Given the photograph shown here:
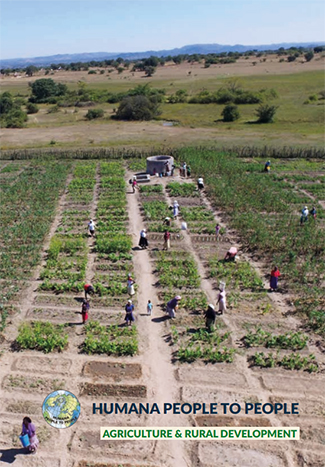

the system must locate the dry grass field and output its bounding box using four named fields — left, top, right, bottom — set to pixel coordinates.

left=1, top=55, right=324, bottom=150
